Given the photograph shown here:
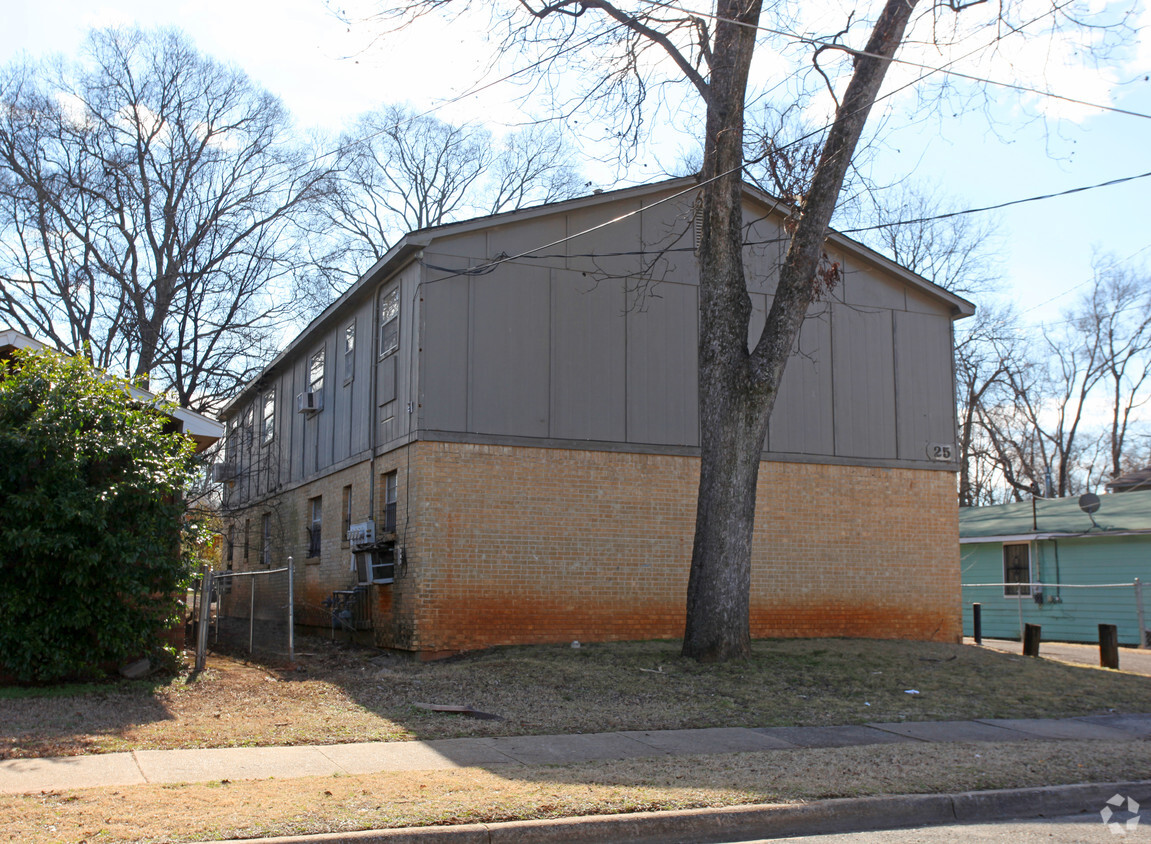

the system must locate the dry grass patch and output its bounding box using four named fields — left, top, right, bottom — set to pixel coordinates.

left=2, top=636, right=1150, bottom=759
left=5, top=740, right=1151, bottom=843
